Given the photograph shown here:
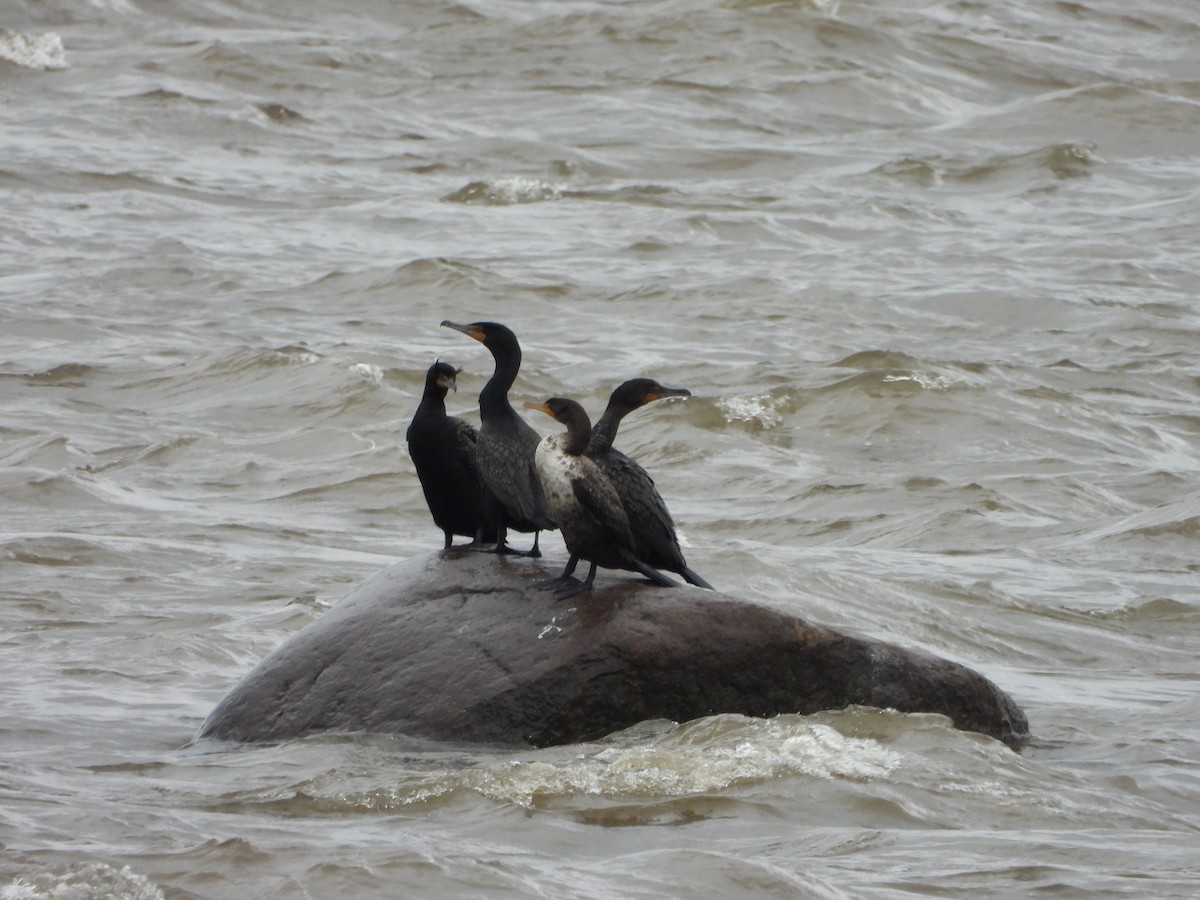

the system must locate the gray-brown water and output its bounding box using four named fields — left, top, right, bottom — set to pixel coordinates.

left=3, top=0, right=1199, bottom=896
